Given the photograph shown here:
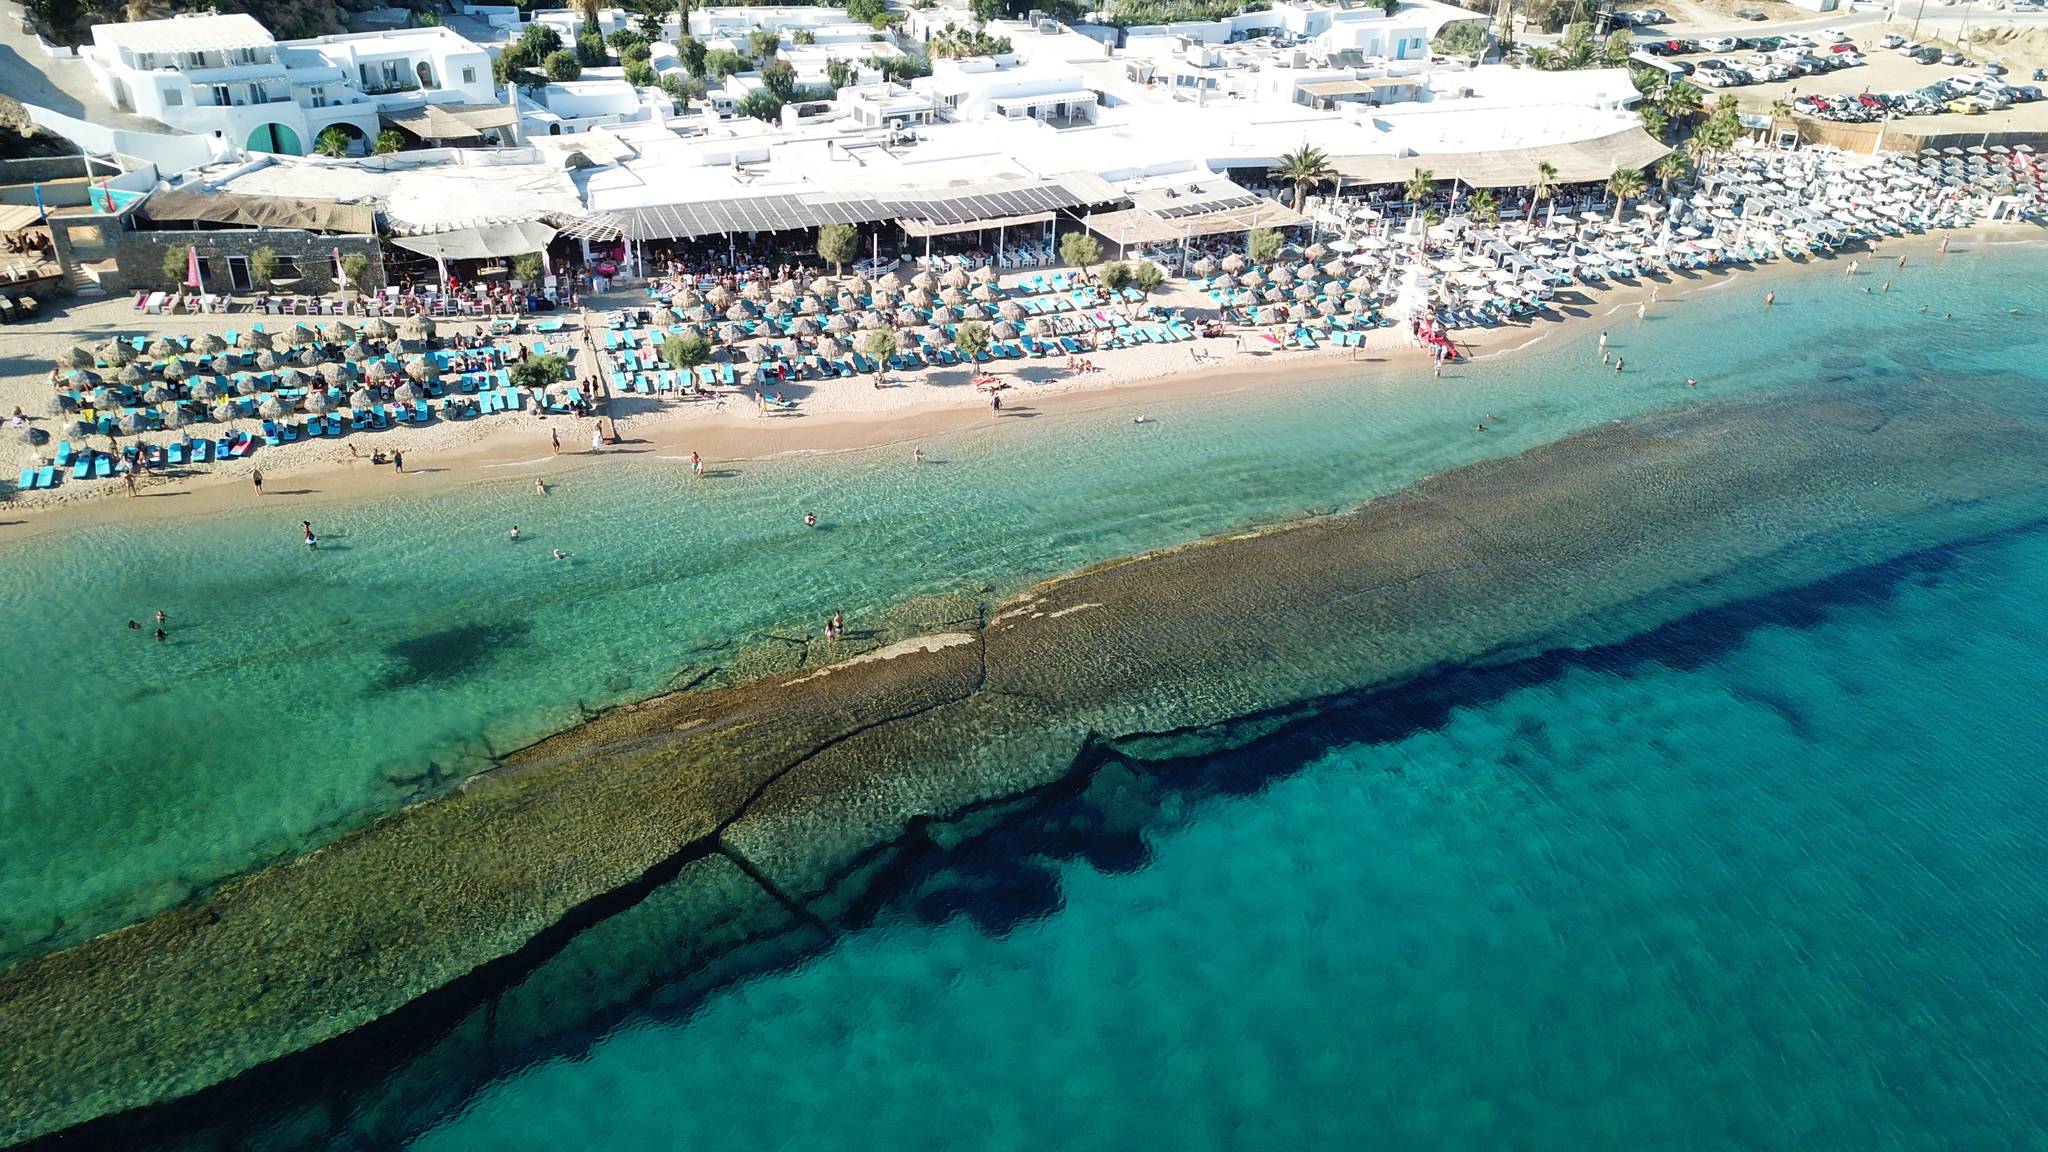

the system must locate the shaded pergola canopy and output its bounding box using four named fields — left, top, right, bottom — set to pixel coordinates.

left=899, top=210, right=1052, bottom=238
left=388, top=219, right=557, bottom=260
left=381, top=103, right=519, bottom=143
left=1330, top=128, right=1671, bottom=189
left=137, top=188, right=376, bottom=234
left=1080, top=178, right=1307, bottom=246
